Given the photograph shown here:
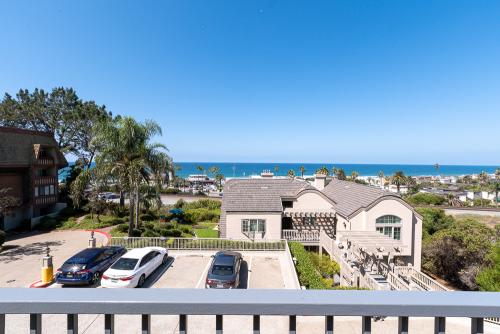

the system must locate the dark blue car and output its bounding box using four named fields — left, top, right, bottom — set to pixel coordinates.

left=56, top=246, right=126, bottom=286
